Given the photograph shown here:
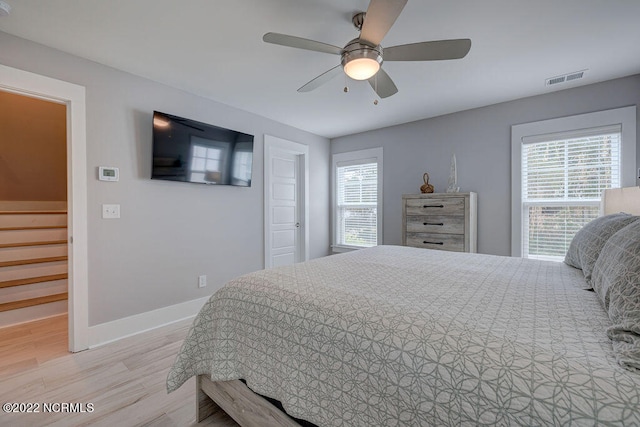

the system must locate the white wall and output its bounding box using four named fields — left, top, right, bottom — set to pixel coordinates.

left=331, top=75, right=640, bottom=256
left=0, top=32, right=330, bottom=326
